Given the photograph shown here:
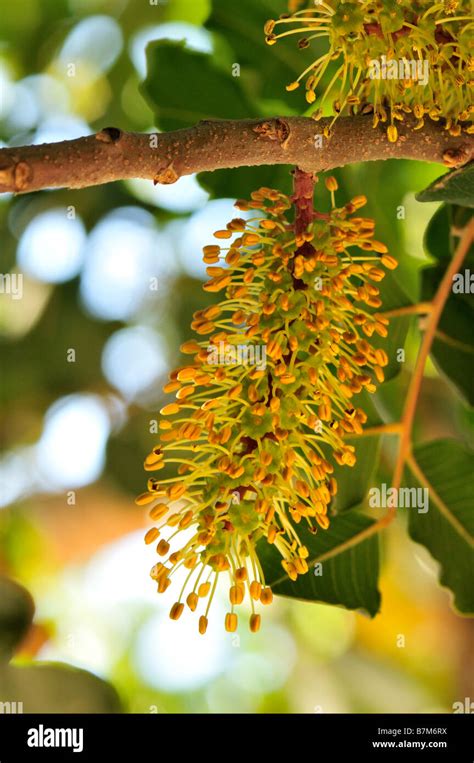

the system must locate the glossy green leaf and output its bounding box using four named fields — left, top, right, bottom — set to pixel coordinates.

left=368, top=271, right=411, bottom=381
left=422, top=205, right=474, bottom=405
left=424, top=280, right=474, bottom=405
left=260, top=512, right=381, bottom=616
left=142, top=40, right=256, bottom=131
left=332, top=437, right=381, bottom=514
left=416, top=163, right=474, bottom=207
left=207, top=0, right=312, bottom=112
left=329, top=390, right=383, bottom=514
left=407, top=440, right=474, bottom=614
left=424, top=204, right=474, bottom=262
